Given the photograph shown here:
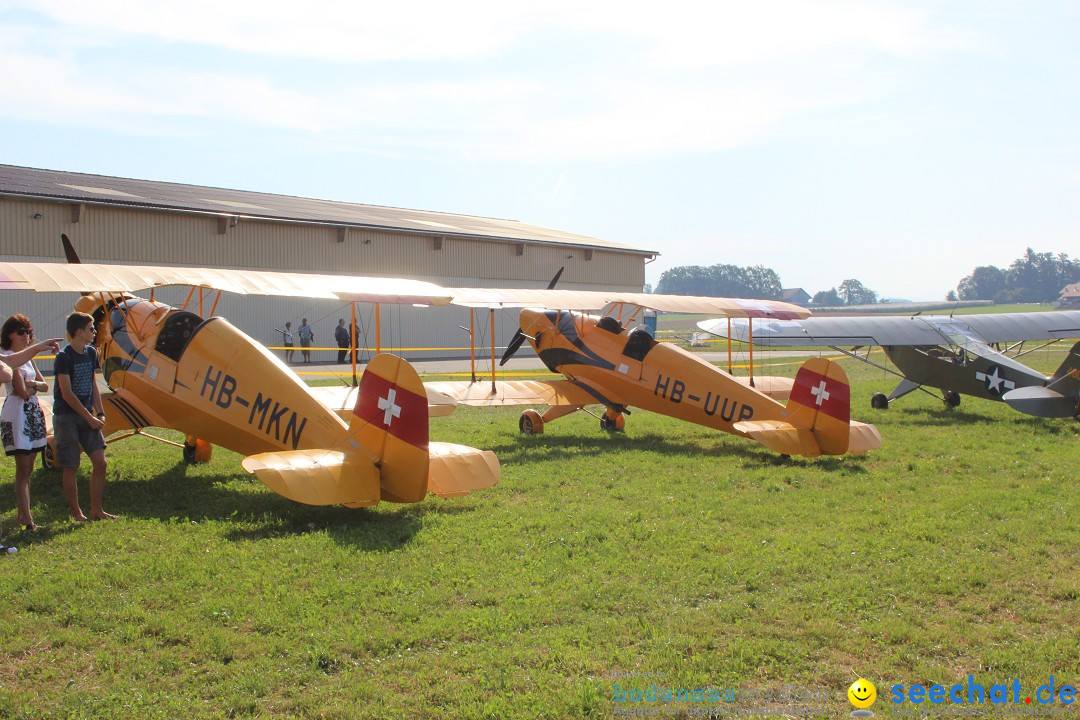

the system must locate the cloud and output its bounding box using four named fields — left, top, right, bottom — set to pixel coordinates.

left=0, top=0, right=976, bottom=160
